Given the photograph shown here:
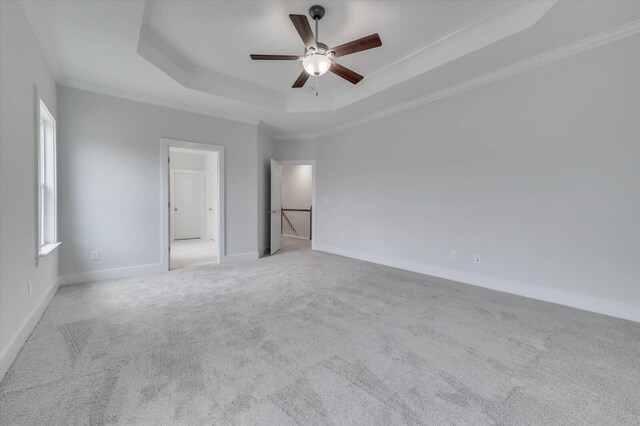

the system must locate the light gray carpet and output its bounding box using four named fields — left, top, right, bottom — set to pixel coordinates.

left=1, top=237, right=639, bottom=425
left=170, top=239, right=218, bottom=270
